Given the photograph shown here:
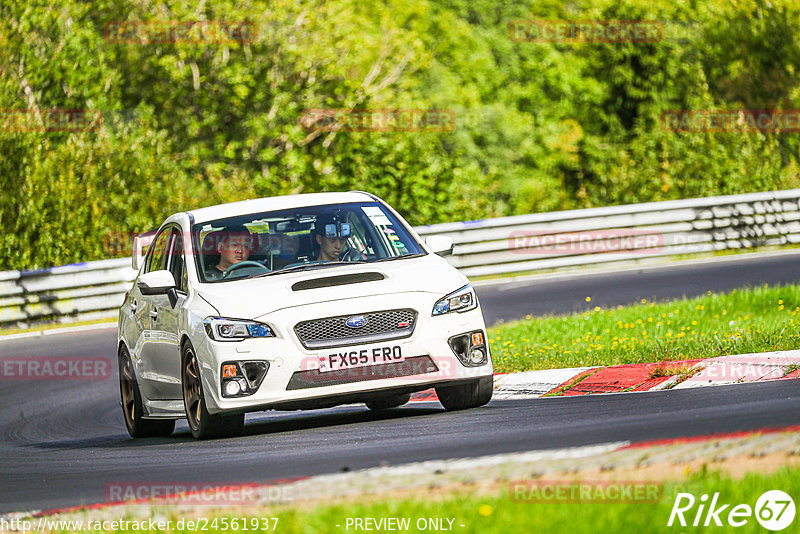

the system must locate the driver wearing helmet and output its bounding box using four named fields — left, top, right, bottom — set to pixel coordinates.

left=204, top=226, right=256, bottom=280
